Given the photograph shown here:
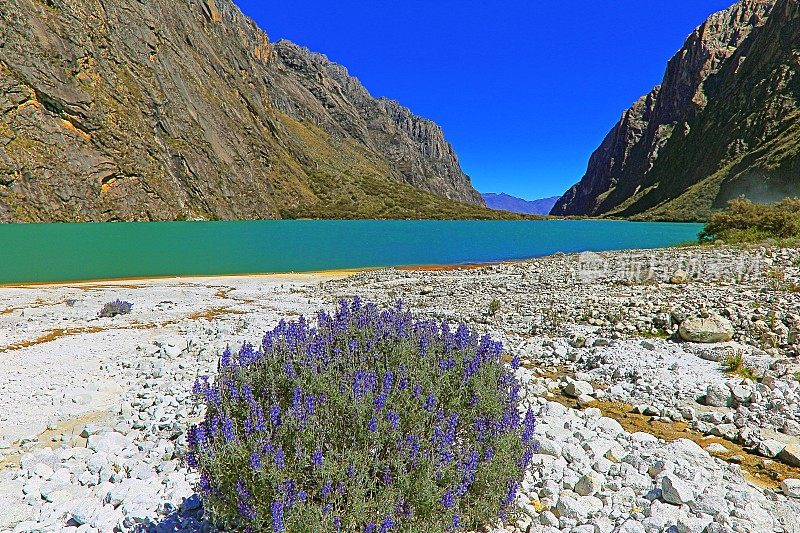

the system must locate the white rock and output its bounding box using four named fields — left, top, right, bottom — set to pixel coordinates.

left=574, top=471, right=605, bottom=496
left=0, top=498, right=34, bottom=530
left=662, top=475, right=696, bottom=505
left=778, top=439, right=800, bottom=467
left=705, top=384, right=731, bottom=407
left=756, top=439, right=785, bottom=458
left=564, top=380, right=594, bottom=398
left=780, top=478, right=800, bottom=499
left=70, top=498, right=104, bottom=525
left=87, top=432, right=130, bottom=455
left=679, top=315, right=734, bottom=343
